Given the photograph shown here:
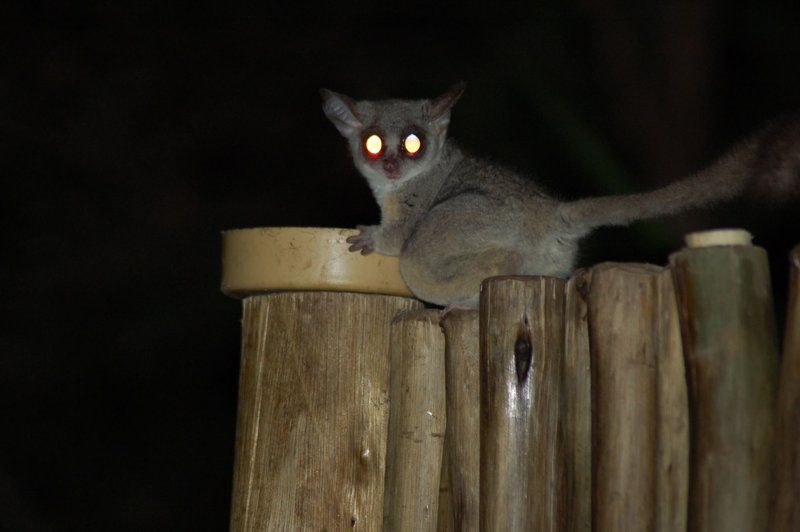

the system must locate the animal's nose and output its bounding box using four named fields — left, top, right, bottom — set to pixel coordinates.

left=383, top=157, right=399, bottom=172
